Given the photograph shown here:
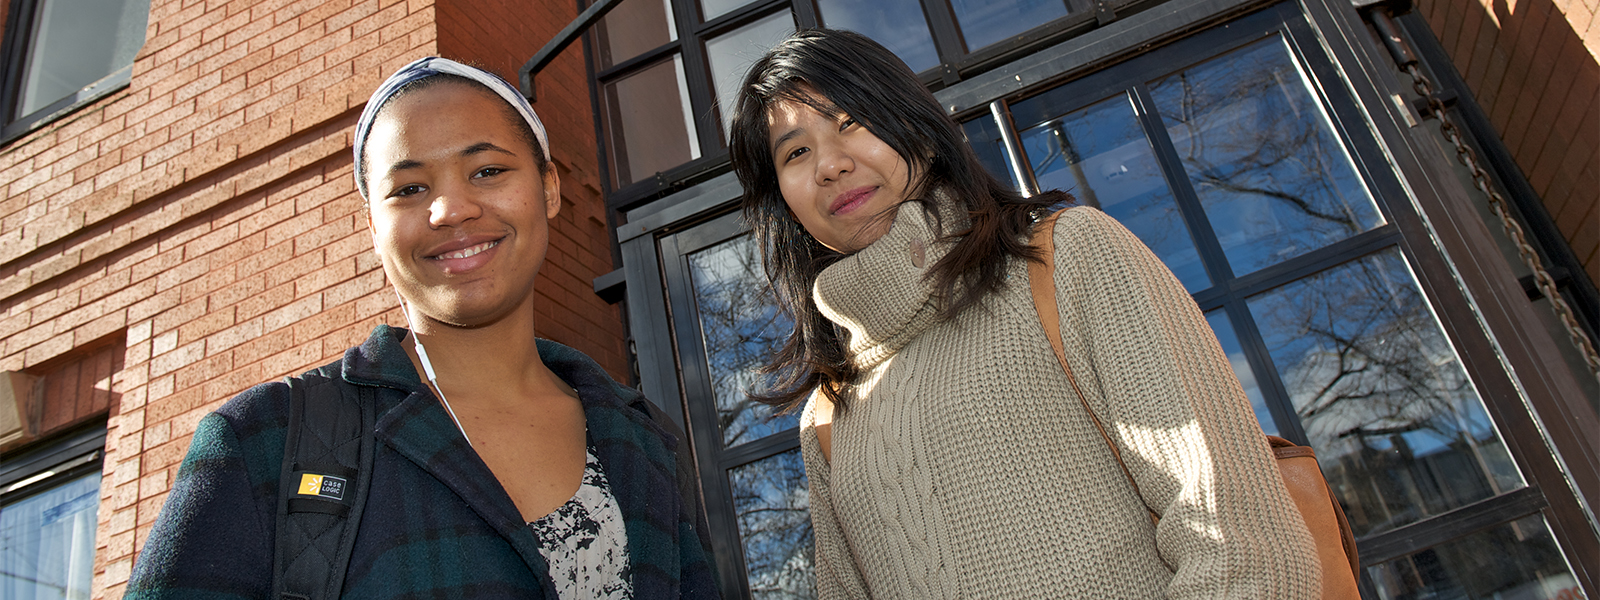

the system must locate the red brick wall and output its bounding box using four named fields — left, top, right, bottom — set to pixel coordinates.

left=435, top=0, right=627, bottom=375
left=0, top=1, right=619, bottom=598
left=32, top=334, right=126, bottom=438
left=1415, top=0, right=1600, bottom=285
